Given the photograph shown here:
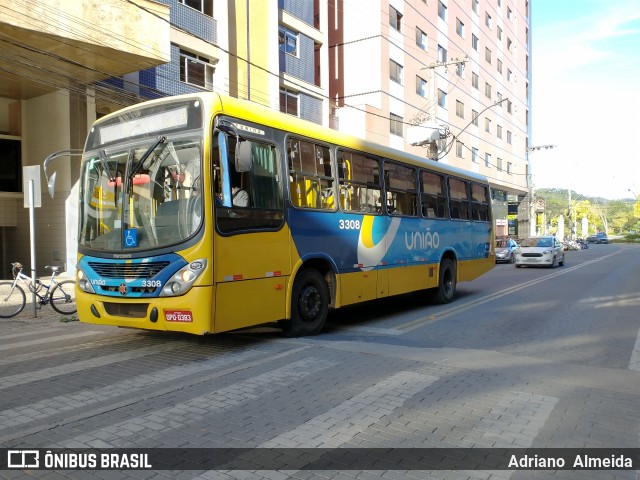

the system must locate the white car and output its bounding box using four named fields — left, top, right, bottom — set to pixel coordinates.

left=514, top=236, right=565, bottom=268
